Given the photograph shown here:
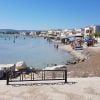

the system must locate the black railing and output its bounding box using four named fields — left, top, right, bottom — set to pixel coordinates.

left=6, top=70, right=67, bottom=85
